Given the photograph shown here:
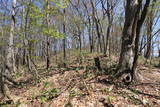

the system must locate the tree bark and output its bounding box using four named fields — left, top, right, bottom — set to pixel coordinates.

left=46, top=0, right=50, bottom=70
left=82, top=1, right=93, bottom=53
left=4, top=0, right=17, bottom=98
left=90, top=0, right=103, bottom=53
left=63, top=9, right=67, bottom=67
left=105, top=0, right=114, bottom=55
left=117, top=0, right=150, bottom=83
left=145, top=0, right=157, bottom=59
